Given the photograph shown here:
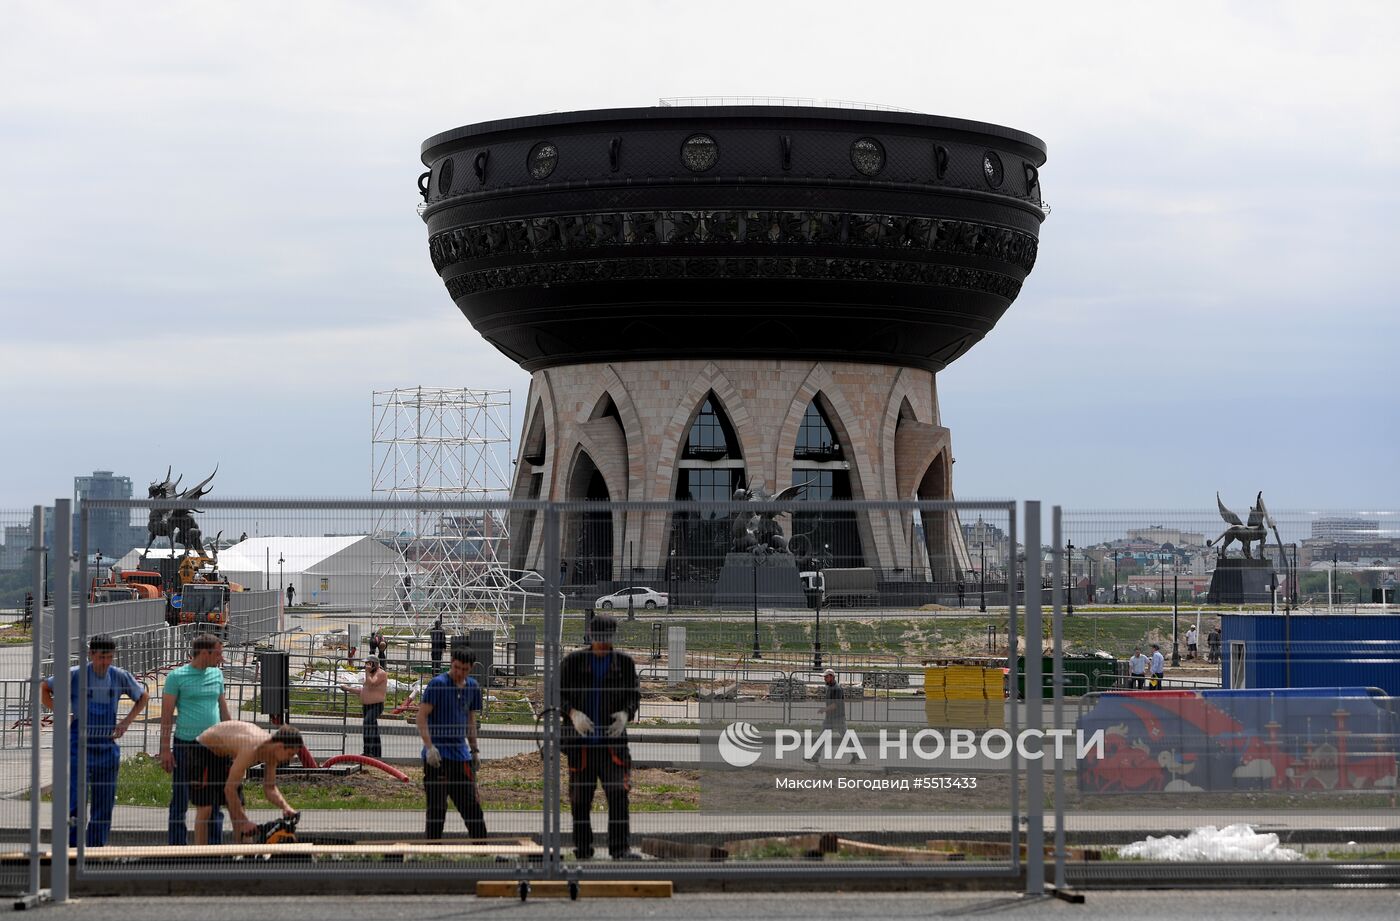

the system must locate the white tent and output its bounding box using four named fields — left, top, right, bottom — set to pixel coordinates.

left=215, top=536, right=401, bottom=610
